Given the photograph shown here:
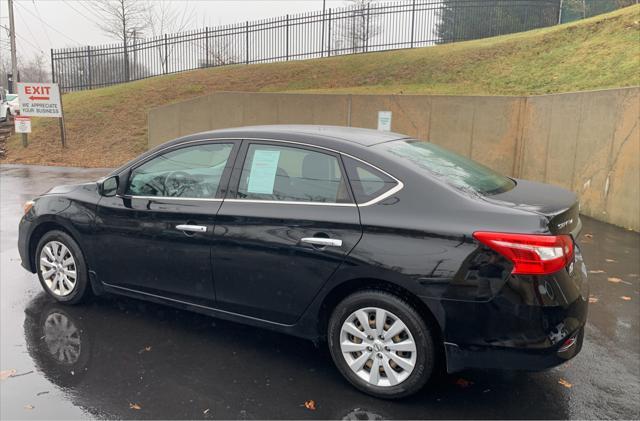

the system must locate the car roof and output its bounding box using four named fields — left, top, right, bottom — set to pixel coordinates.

left=112, top=125, right=411, bottom=176
left=179, top=125, right=411, bottom=147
